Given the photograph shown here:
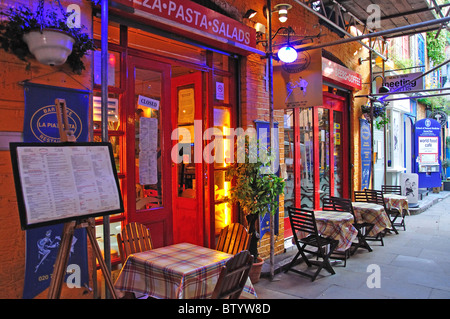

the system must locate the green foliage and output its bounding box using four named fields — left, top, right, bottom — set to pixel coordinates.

left=426, top=29, right=449, bottom=66
left=0, top=5, right=95, bottom=74
left=226, top=137, right=285, bottom=217
left=417, top=96, right=450, bottom=114
left=361, top=102, right=389, bottom=130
